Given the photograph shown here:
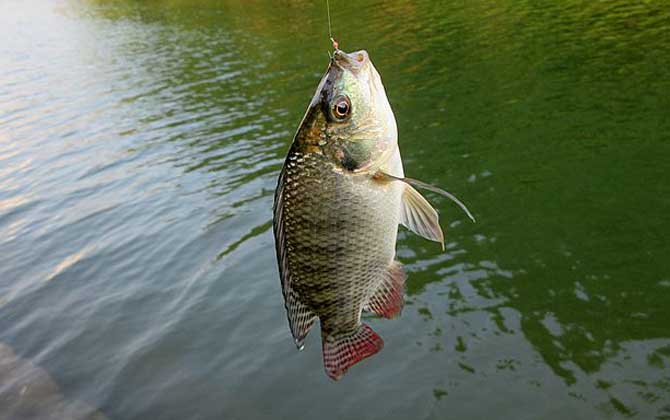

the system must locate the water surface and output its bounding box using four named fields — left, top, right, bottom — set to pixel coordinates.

left=1, top=0, right=669, bottom=419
